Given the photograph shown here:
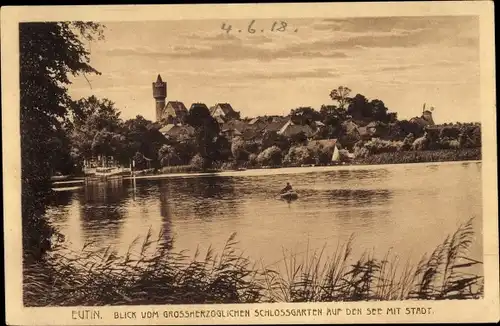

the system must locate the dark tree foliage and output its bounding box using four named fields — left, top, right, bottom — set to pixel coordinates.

left=122, top=115, right=166, bottom=166
left=70, top=96, right=125, bottom=163
left=186, top=105, right=221, bottom=169
left=214, top=136, right=232, bottom=163
left=290, top=131, right=308, bottom=145
left=261, top=130, right=291, bottom=152
left=20, top=22, right=104, bottom=261
left=347, top=94, right=372, bottom=120
left=320, top=104, right=347, bottom=127
left=290, top=107, right=322, bottom=126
